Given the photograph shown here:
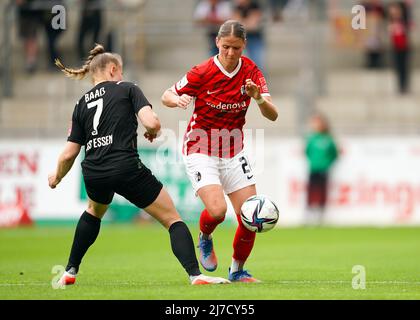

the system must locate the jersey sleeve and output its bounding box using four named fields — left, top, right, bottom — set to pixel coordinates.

left=129, top=83, right=152, bottom=114
left=67, top=102, right=86, bottom=145
left=173, top=66, right=202, bottom=97
left=253, top=69, right=270, bottom=96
